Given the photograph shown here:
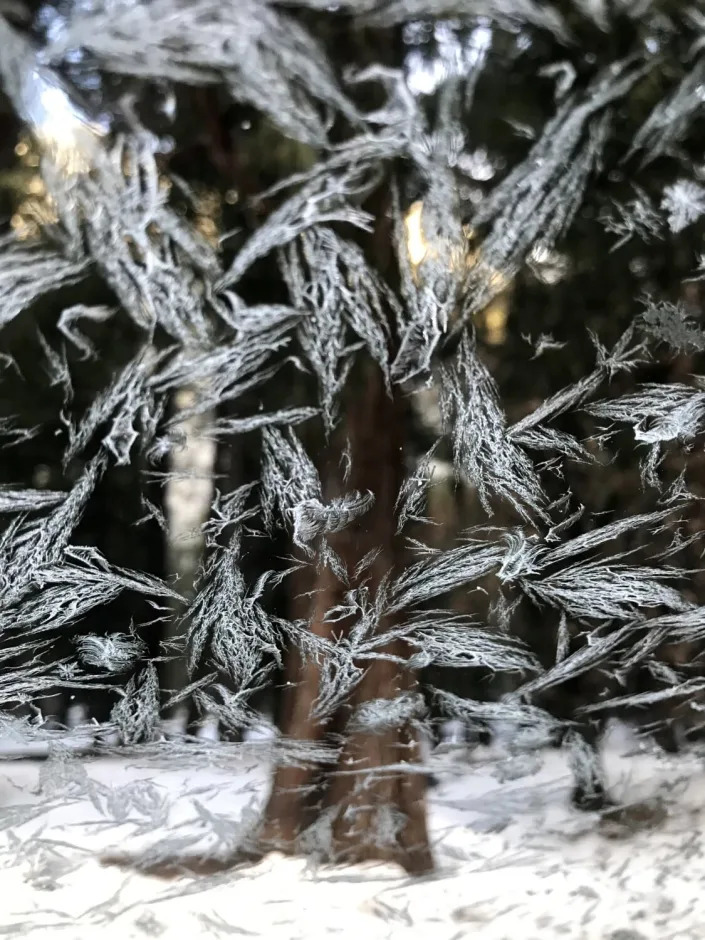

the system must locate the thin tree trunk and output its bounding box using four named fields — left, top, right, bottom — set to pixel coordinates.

left=162, top=386, right=217, bottom=732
